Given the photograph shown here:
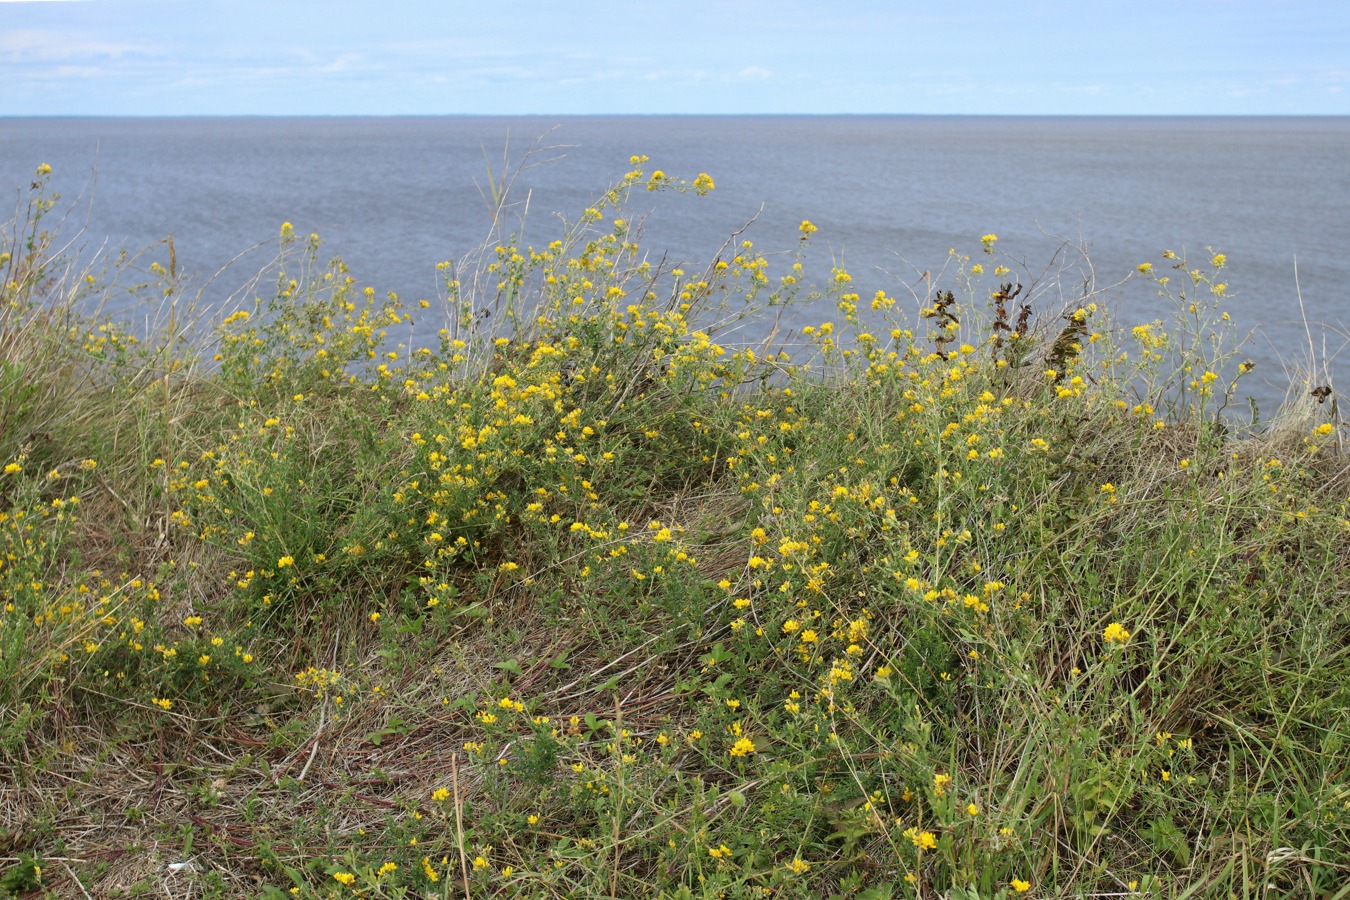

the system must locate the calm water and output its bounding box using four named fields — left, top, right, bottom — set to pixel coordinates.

left=2, top=116, right=1348, bottom=413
